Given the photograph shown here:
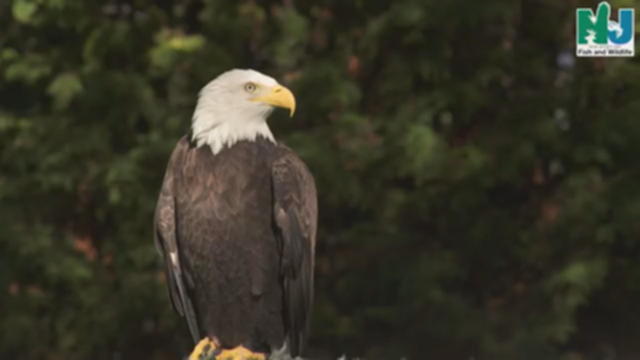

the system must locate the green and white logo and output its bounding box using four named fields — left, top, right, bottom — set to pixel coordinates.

left=576, top=1, right=635, bottom=57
